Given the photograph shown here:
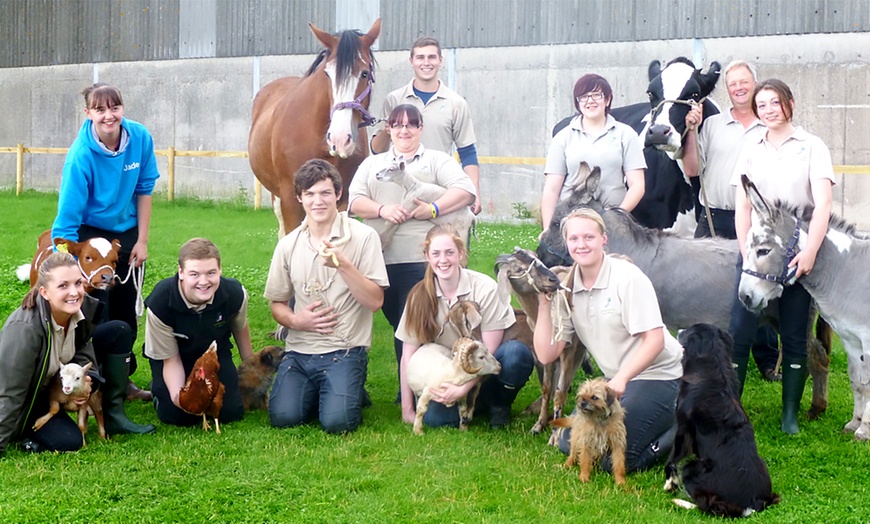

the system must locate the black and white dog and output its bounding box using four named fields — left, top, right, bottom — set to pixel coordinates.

left=664, top=323, right=779, bottom=518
